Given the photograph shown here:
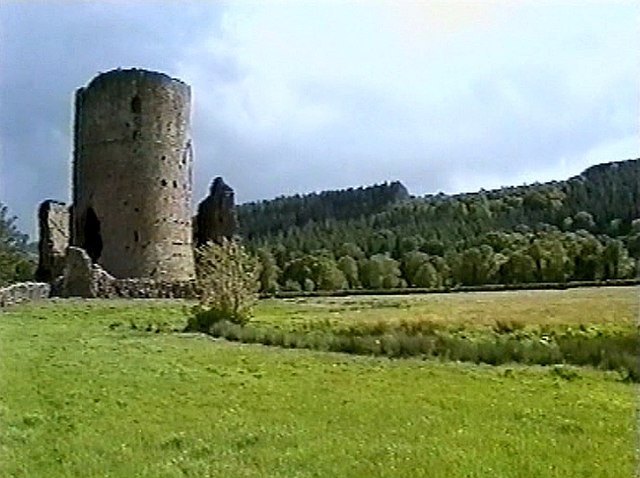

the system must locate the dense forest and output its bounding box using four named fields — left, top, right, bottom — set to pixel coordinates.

left=238, top=158, right=640, bottom=293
